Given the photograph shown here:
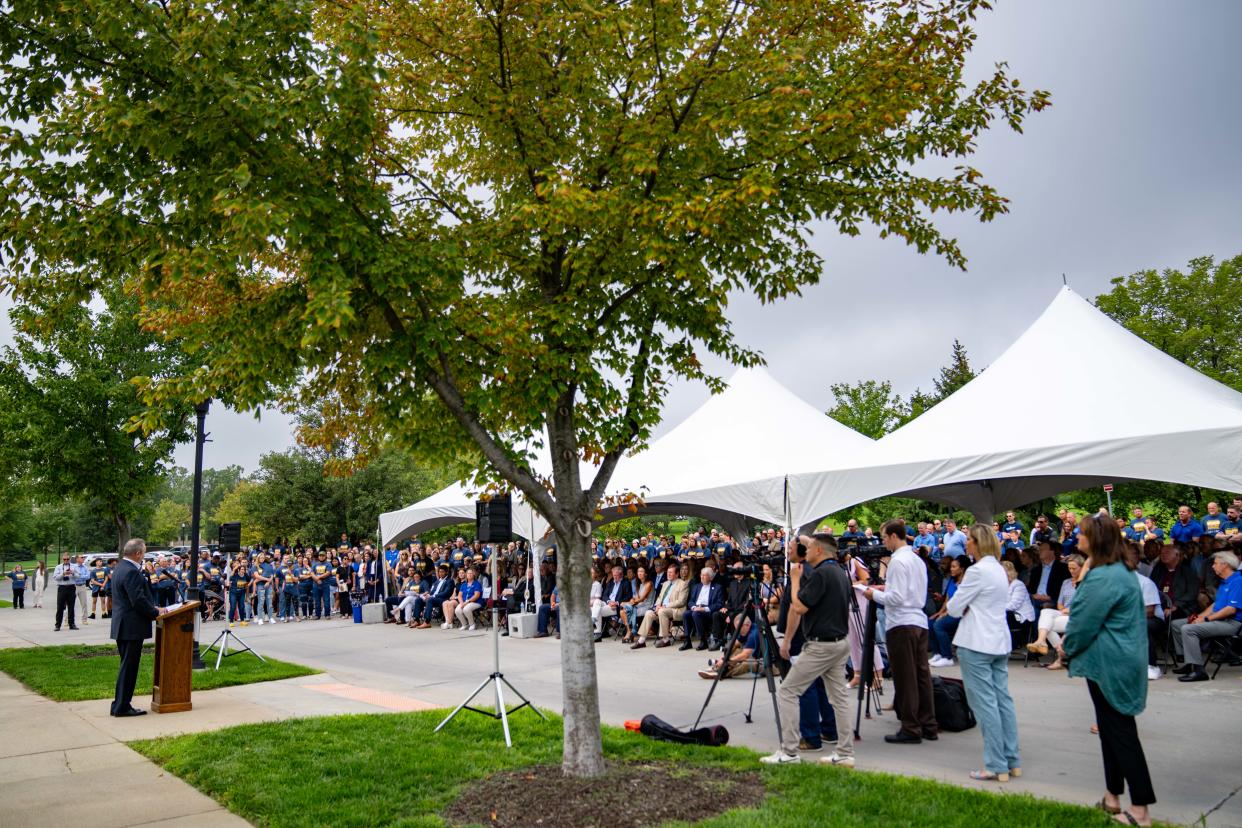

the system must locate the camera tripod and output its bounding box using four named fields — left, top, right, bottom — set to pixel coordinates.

left=848, top=577, right=885, bottom=739
left=691, top=575, right=786, bottom=743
